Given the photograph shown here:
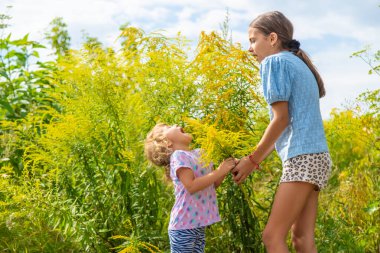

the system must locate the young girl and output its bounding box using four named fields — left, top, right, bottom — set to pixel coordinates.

left=144, top=123, right=235, bottom=253
left=232, top=11, right=332, bottom=253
